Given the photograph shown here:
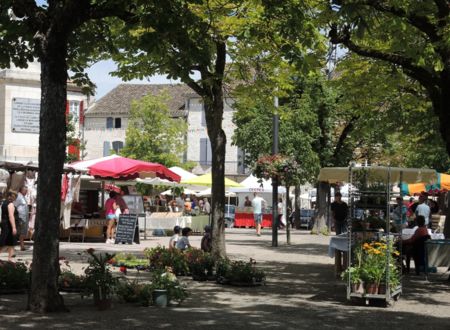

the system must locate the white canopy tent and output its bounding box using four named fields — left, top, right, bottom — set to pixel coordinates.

left=229, top=174, right=286, bottom=208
